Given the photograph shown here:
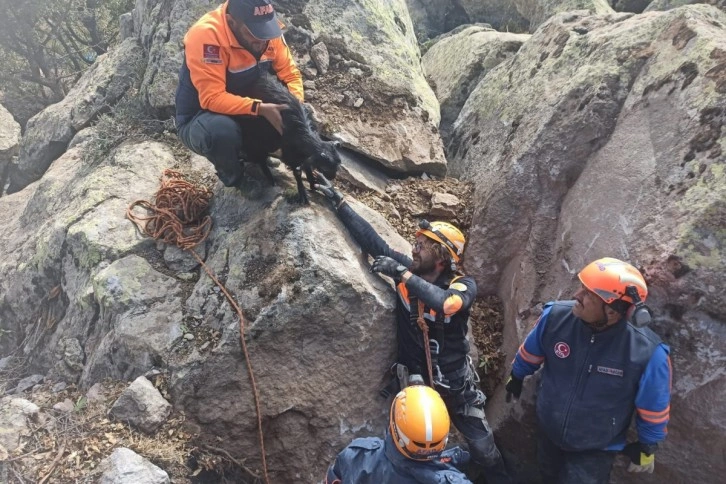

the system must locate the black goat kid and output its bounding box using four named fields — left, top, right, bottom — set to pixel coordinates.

left=247, top=70, right=341, bottom=204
